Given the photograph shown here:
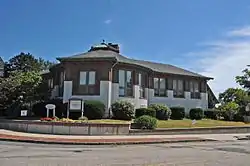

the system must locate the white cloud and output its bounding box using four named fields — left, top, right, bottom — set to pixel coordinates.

left=104, top=19, right=112, bottom=24
left=227, top=26, right=250, bottom=37
left=186, top=27, right=250, bottom=97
